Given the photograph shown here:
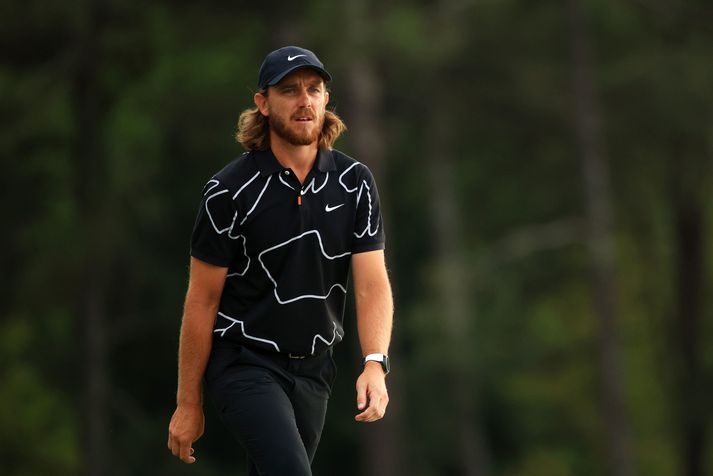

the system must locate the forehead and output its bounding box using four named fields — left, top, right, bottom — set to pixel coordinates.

left=274, top=68, right=325, bottom=87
